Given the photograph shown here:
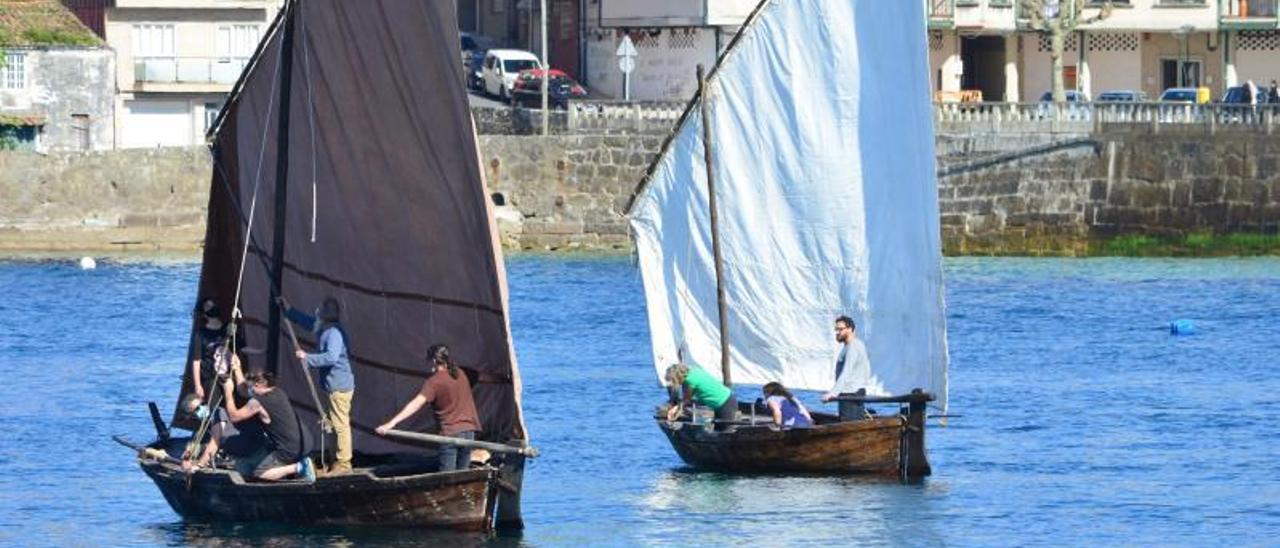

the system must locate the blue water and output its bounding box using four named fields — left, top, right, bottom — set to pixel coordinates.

left=1, top=256, right=1278, bottom=546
